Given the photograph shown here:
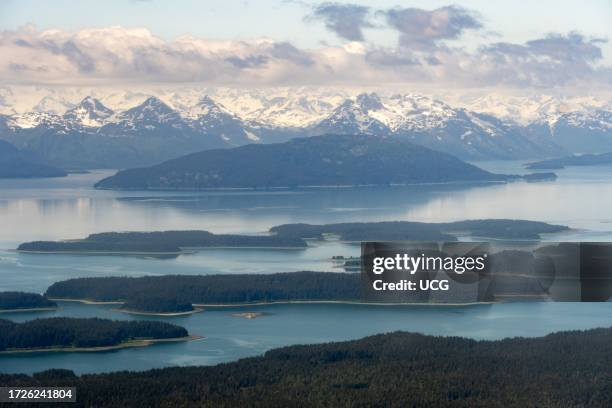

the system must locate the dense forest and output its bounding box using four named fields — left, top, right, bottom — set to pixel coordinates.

left=0, top=292, right=57, bottom=310
left=18, top=219, right=567, bottom=253
left=45, top=272, right=361, bottom=308
left=17, top=230, right=308, bottom=253
left=1, top=328, right=610, bottom=406
left=93, top=134, right=517, bottom=190
left=270, top=219, right=568, bottom=241
left=0, top=318, right=188, bottom=351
